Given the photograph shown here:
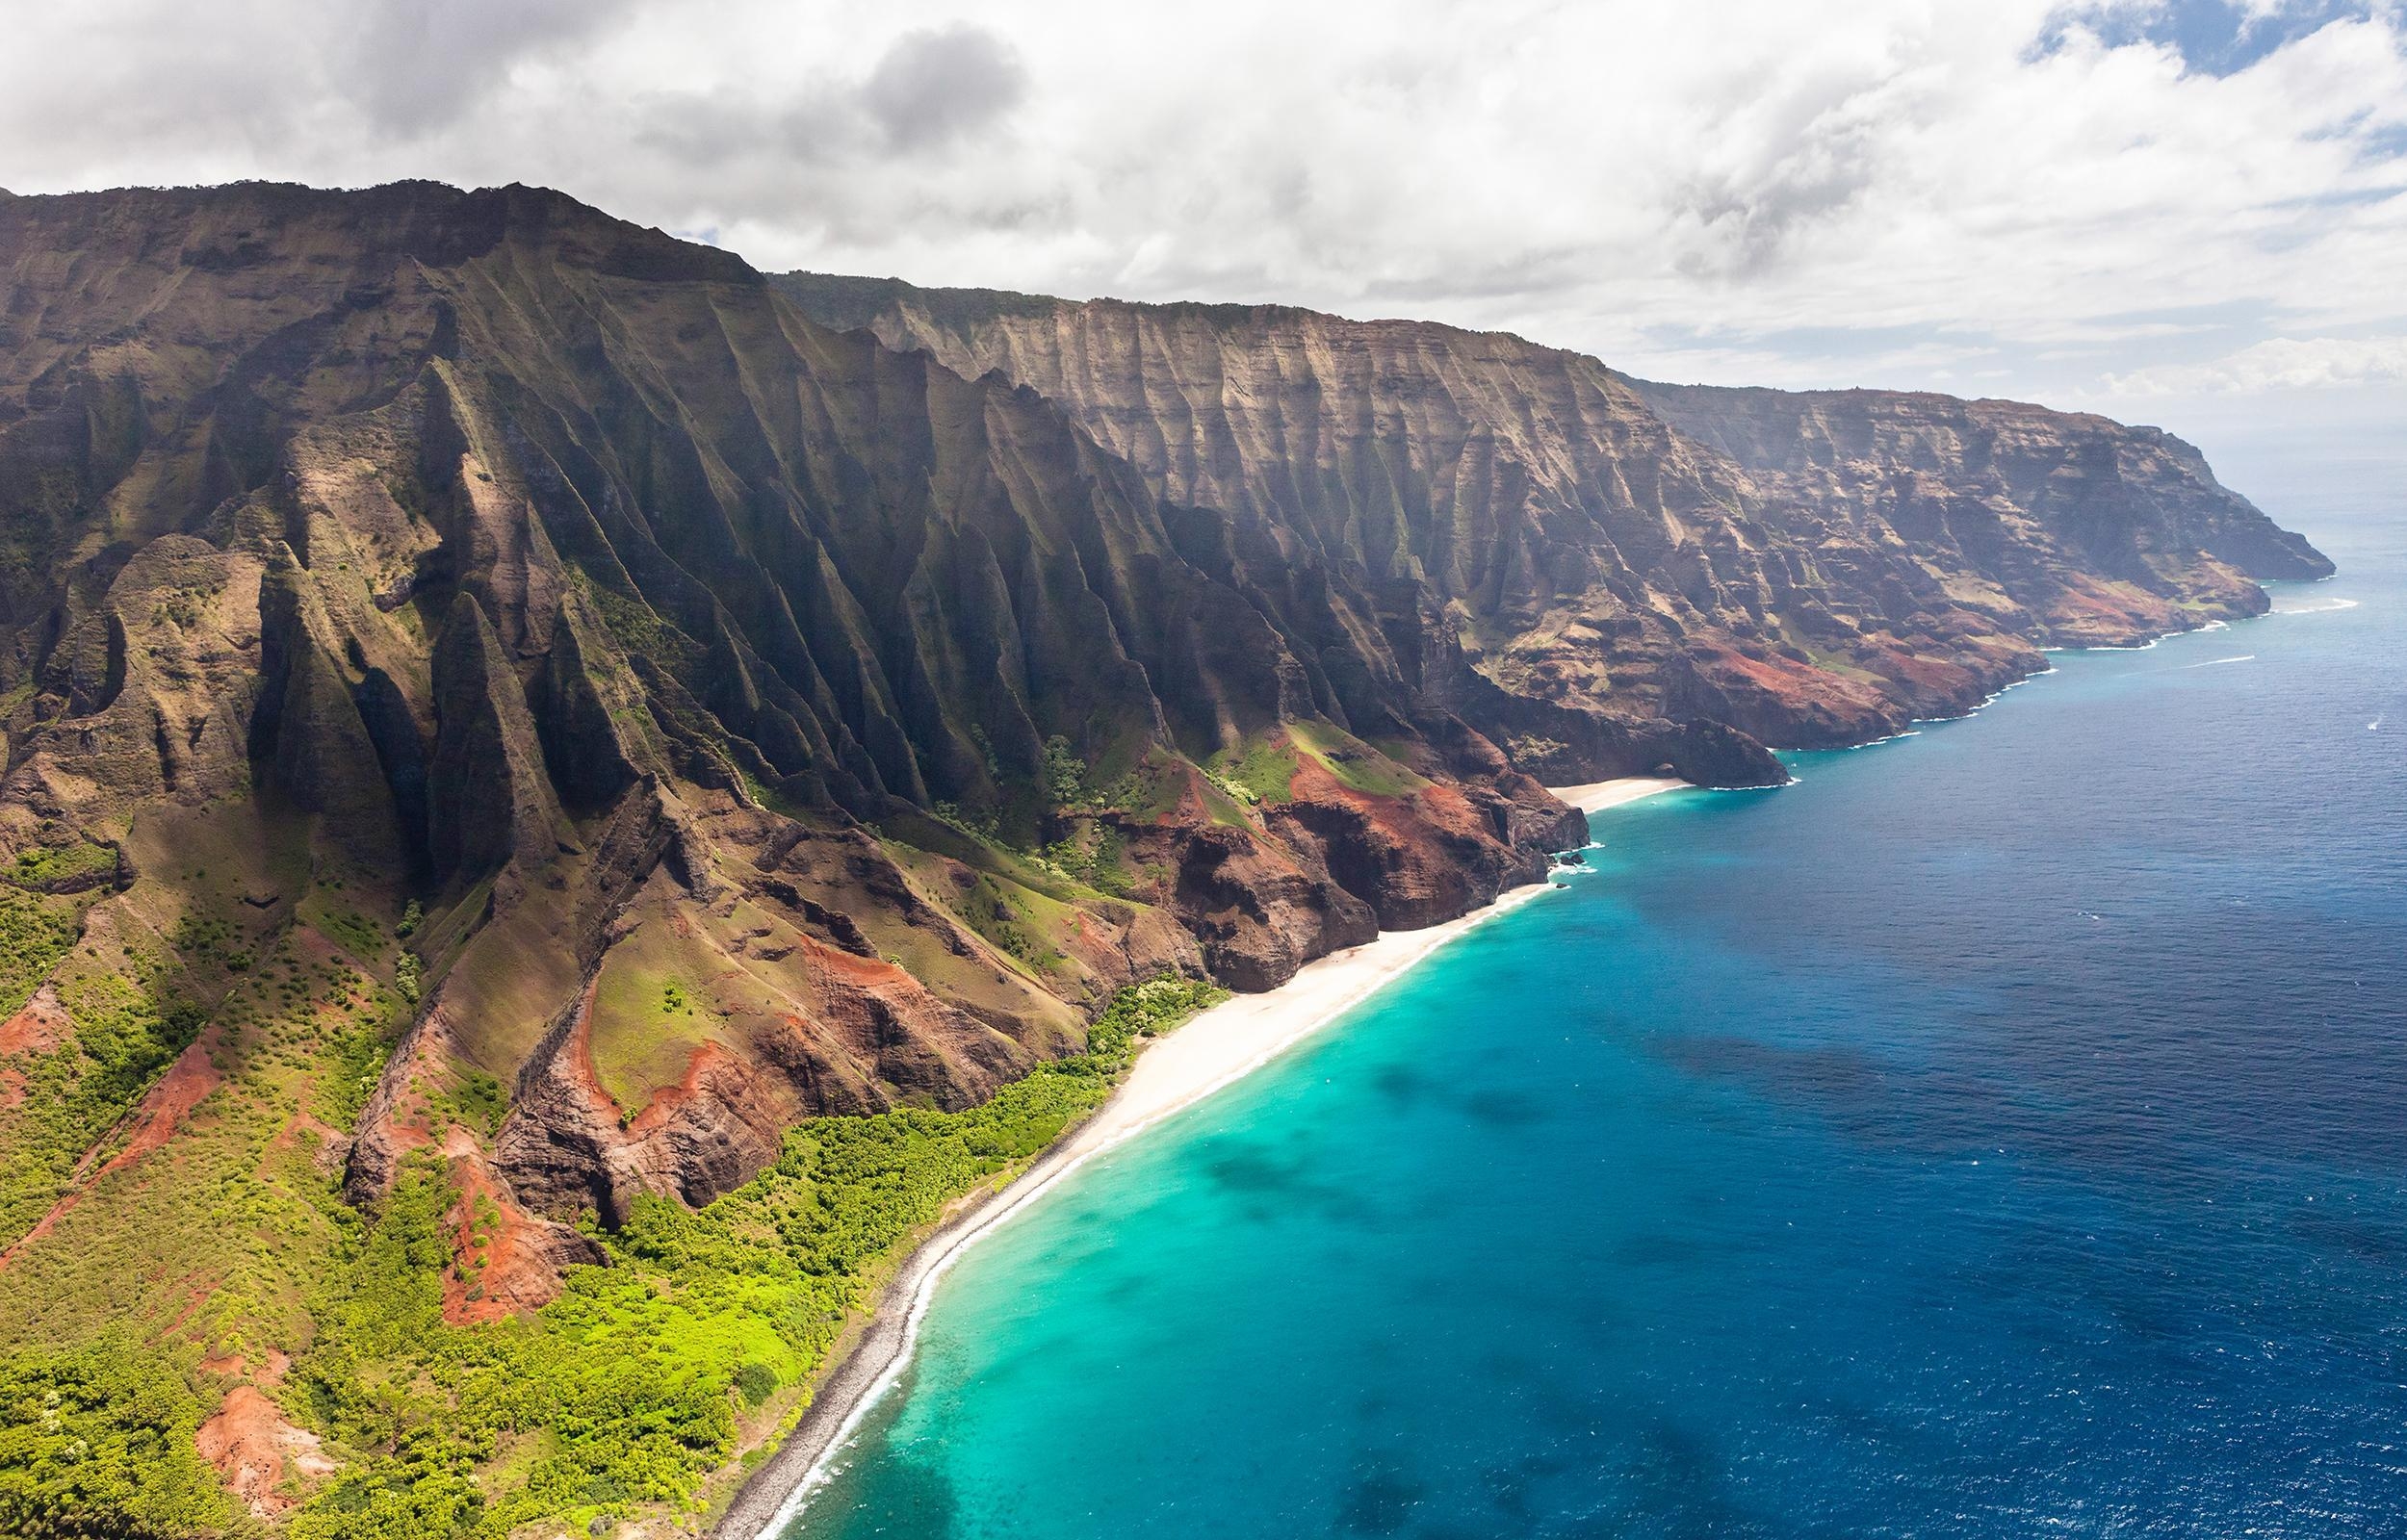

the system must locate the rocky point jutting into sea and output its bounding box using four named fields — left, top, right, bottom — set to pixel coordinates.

left=0, top=179, right=2330, bottom=1535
